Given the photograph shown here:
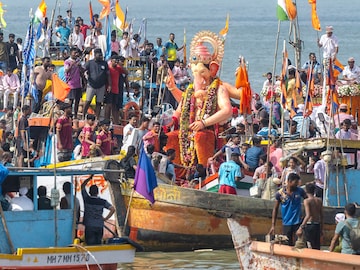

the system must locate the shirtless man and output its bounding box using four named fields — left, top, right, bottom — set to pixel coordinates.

left=296, top=182, right=323, bottom=249
left=33, top=57, right=52, bottom=113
